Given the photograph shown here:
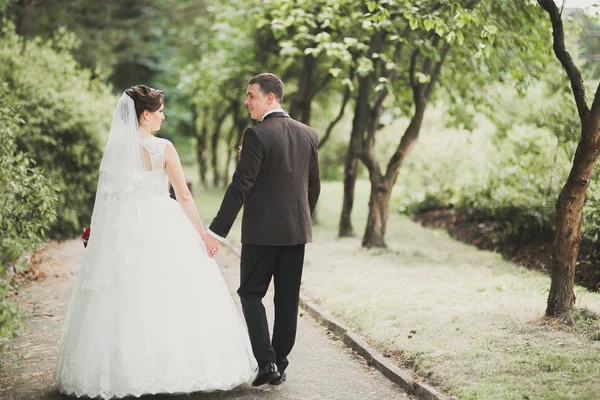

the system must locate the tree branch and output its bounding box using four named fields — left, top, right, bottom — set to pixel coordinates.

left=537, top=0, right=589, bottom=121
left=588, top=82, right=600, bottom=144
left=319, top=69, right=355, bottom=149
left=409, top=47, right=419, bottom=93
left=425, top=41, right=451, bottom=100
